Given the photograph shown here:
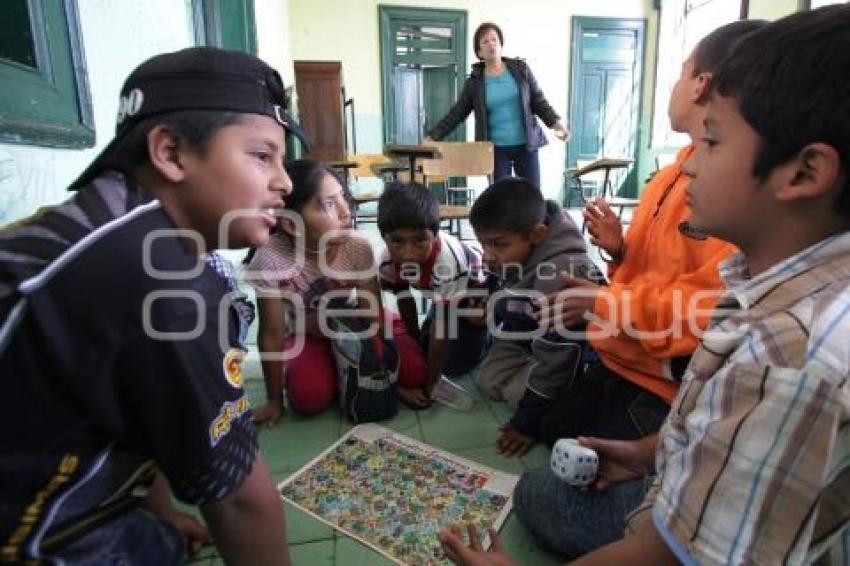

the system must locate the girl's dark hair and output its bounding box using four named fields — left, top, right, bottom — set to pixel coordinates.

left=100, top=110, right=243, bottom=175
left=283, top=159, right=345, bottom=214
left=473, top=22, right=504, bottom=60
